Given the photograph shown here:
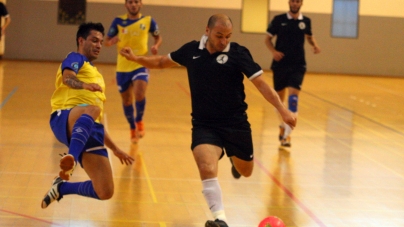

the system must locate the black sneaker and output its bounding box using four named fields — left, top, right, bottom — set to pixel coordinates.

left=41, top=177, right=64, bottom=209
left=205, top=219, right=229, bottom=227
left=229, top=158, right=241, bottom=179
